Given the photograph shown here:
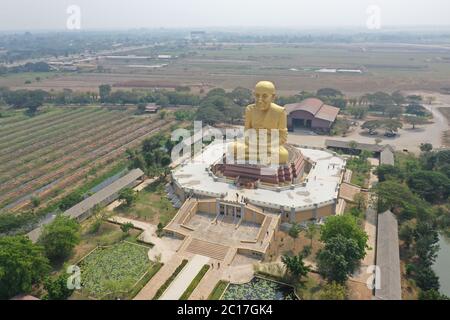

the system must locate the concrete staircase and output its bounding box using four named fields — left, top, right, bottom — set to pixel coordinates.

left=186, top=238, right=230, bottom=261
left=166, top=183, right=182, bottom=208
